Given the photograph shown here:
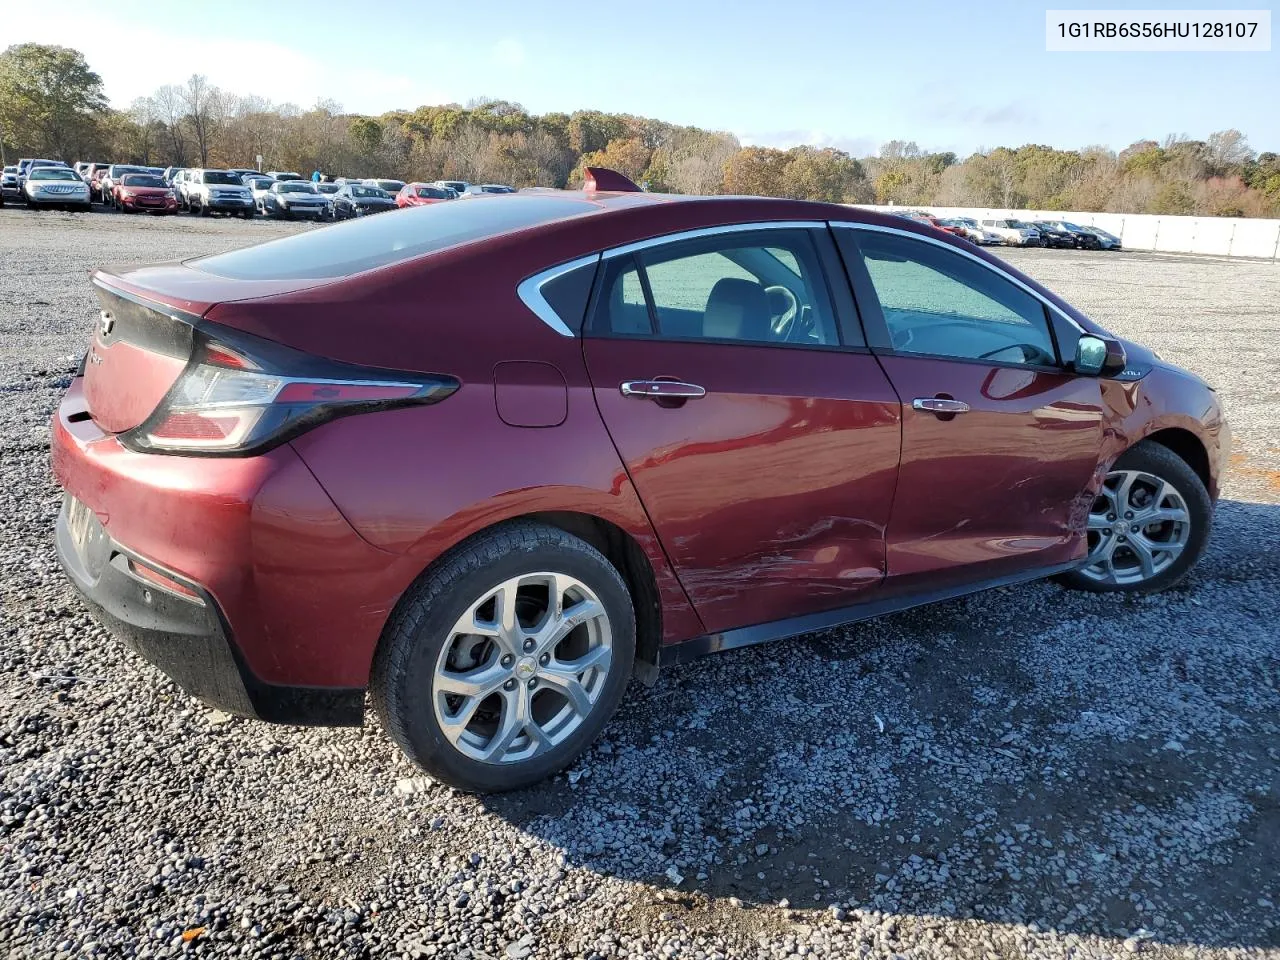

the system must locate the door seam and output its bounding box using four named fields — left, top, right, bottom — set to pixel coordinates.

left=578, top=333, right=708, bottom=636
